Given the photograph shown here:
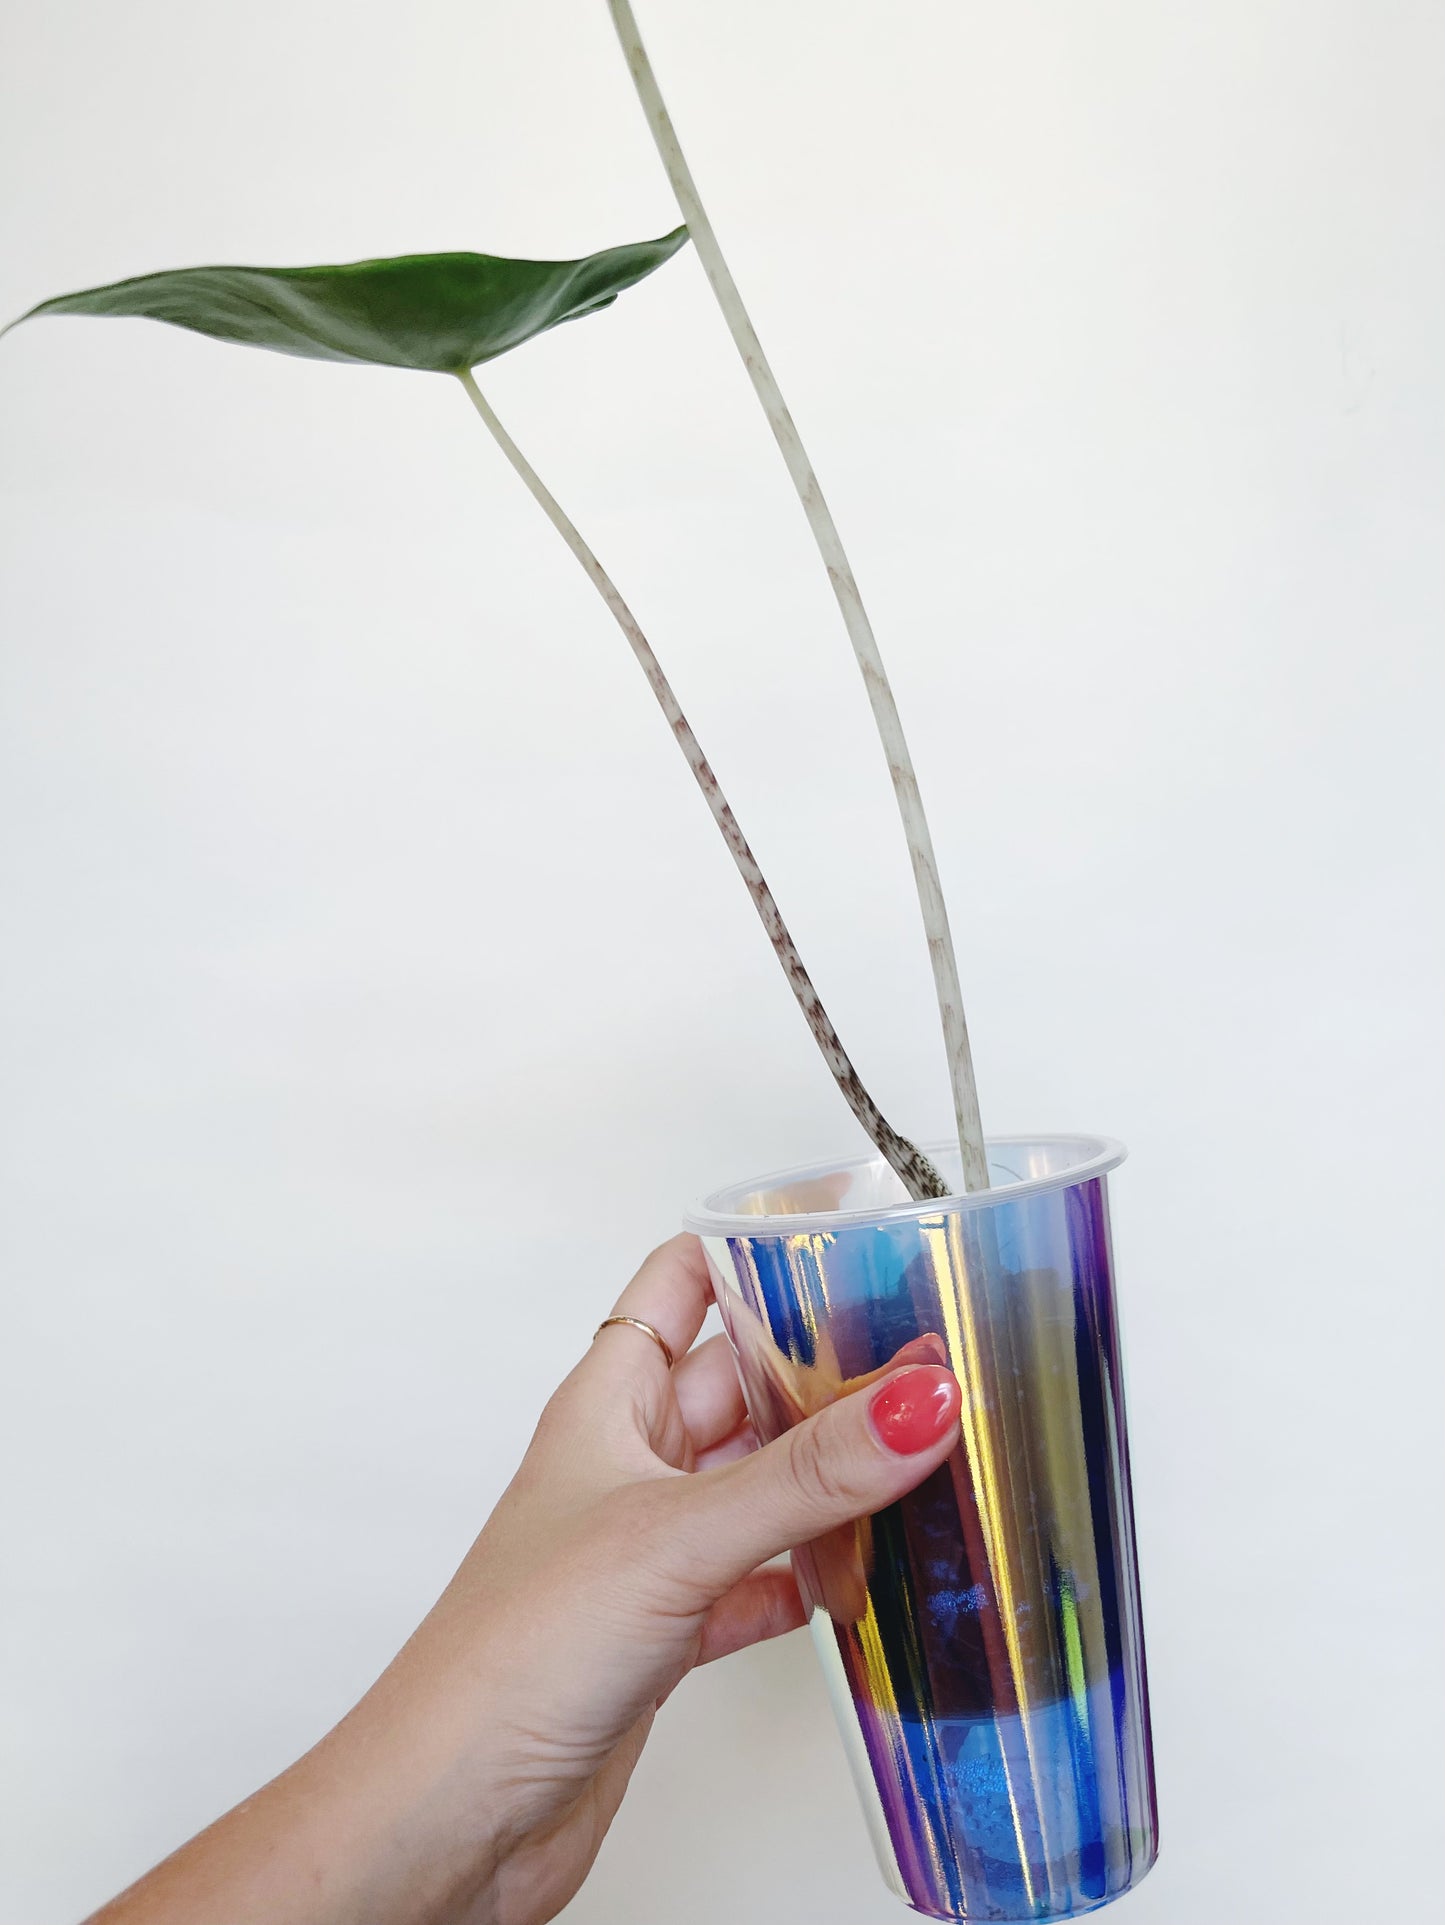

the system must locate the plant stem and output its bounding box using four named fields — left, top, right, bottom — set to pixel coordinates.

left=455, top=368, right=948, bottom=1203
left=606, top=0, right=989, bottom=1193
